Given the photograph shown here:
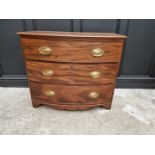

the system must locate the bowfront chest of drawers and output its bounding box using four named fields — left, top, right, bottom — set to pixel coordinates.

left=17, top=31, right=127, bottom=110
